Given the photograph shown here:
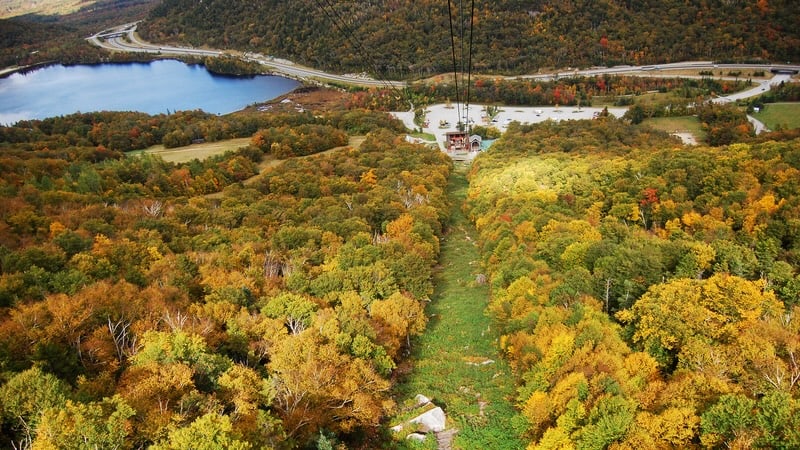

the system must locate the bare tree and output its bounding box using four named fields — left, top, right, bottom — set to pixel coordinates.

left=108, top=316, right=137, bottom=363
left=142, top=200, right=164, bottom=217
